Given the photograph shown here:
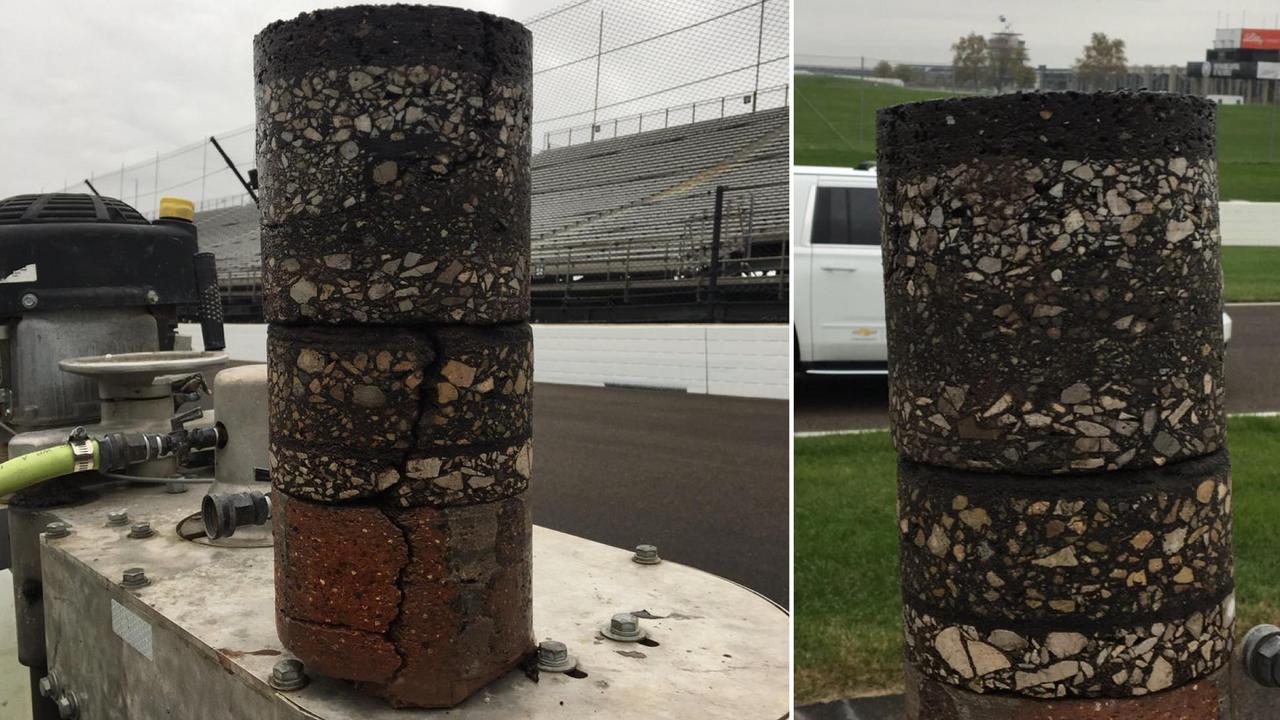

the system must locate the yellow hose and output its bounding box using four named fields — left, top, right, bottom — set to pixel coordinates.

left=0, top=441, right=100, bottom=497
